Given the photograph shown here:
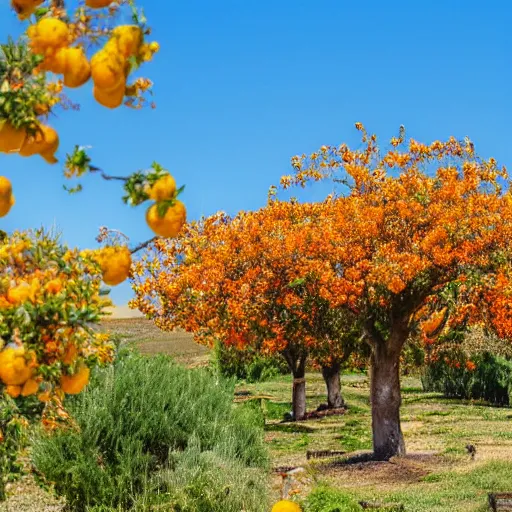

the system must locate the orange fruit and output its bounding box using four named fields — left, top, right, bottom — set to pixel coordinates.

left=271, top=501, right=302, bottom=512
left=21, top=379, right=39, bottom=397
left=97, top=246, right=132, bottom=285
left=63, top=47, right=91, bottom=88
left=146, top=200, right=187, bottom=238
left=93, top=81, right=126, bottom=109
left=29, top=18, right=70, bottom=50
left=0, top=122, right=26, bottom=153
left=19, top=124, right=59, bottom=164
left=0, top=347, right=32, bottom=386
left=0, top=194, right=15, bottom=218
left=5, top=385, right=22, bottom=398
left=91, top=47, right=126, bottom=90
left=11, top=0, right=43, bottom=20
left=110, top=25, right=143, bottom=58
left=0, top=176, right=12, bottom=199
left=39, top=47, right=68, bottom=73
left=61, top=365, right=90, bottom=394
left=148, top=174, right=177, bottom=202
